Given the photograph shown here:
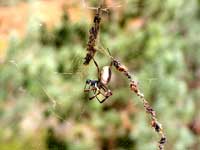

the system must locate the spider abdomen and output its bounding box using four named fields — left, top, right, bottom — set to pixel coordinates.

left=100, top=66, right=111, bottom=85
